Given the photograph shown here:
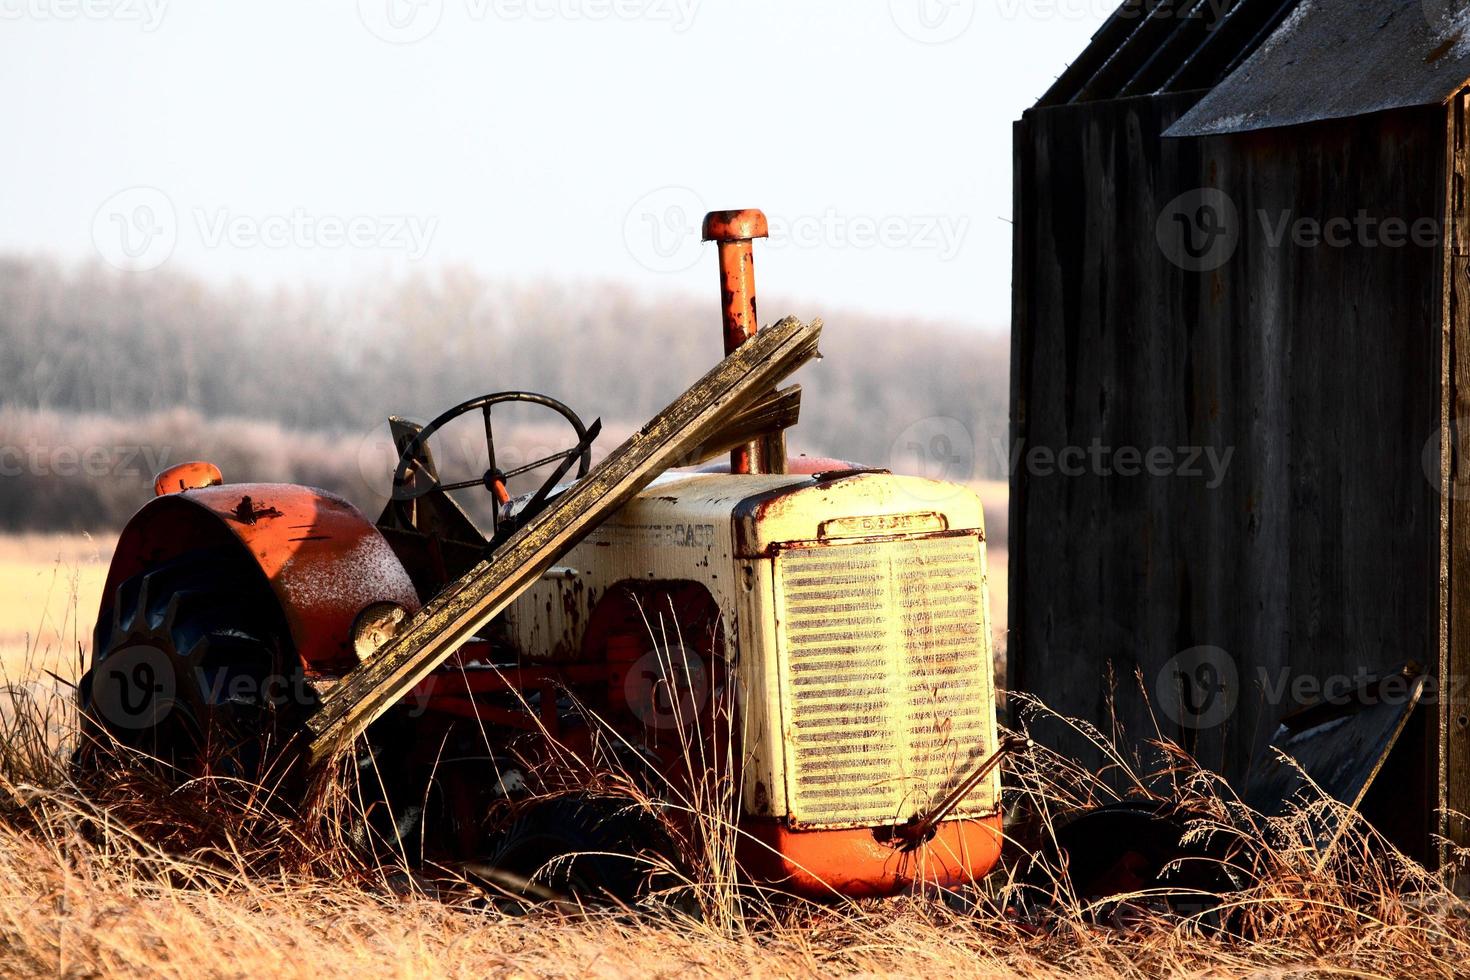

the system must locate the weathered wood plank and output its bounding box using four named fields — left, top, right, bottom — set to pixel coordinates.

left=305, top=317, right=823, bottom=765
left=691, top=385, right=801, bottom=467
left=1443, top=88, right=1470, bottom=876
left=1006, top=114, right=1032, bottom=720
